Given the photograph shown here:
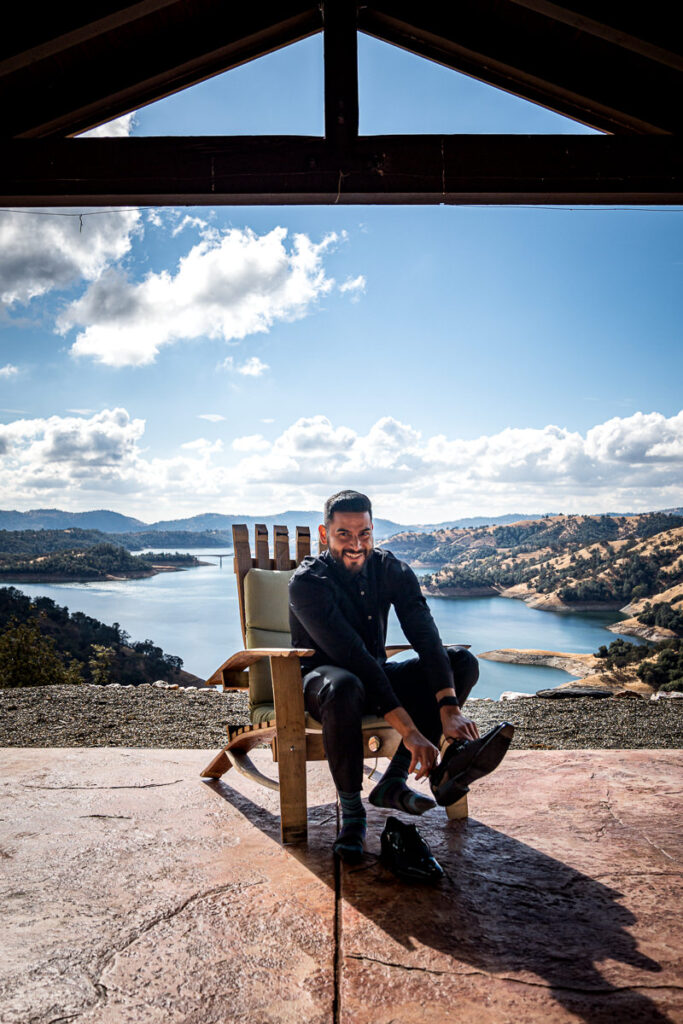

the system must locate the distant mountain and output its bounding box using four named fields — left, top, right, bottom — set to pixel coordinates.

left=0, top=508, right=146, bottom=532
left=412, top=513, right=548, bottom=531
left=0, top=509, right=406, bottom=543
left=147, top=510, right=406, bottom=540
left=4, top=507, right=677, bottom=543
left=0, top=527, right=234, bottom=558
